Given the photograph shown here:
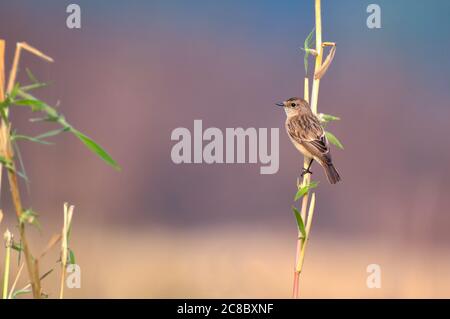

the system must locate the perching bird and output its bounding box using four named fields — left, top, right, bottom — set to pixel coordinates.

left=276, top=97, right=341, bottom=184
